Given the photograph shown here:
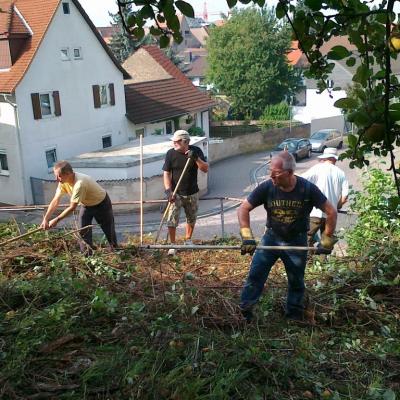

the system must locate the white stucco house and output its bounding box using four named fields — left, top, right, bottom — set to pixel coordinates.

left=65, top=45, right=214, bottom=202
left=0, top=0, right=130, bottom=205
left=287, top=39, right=350, bottom=127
